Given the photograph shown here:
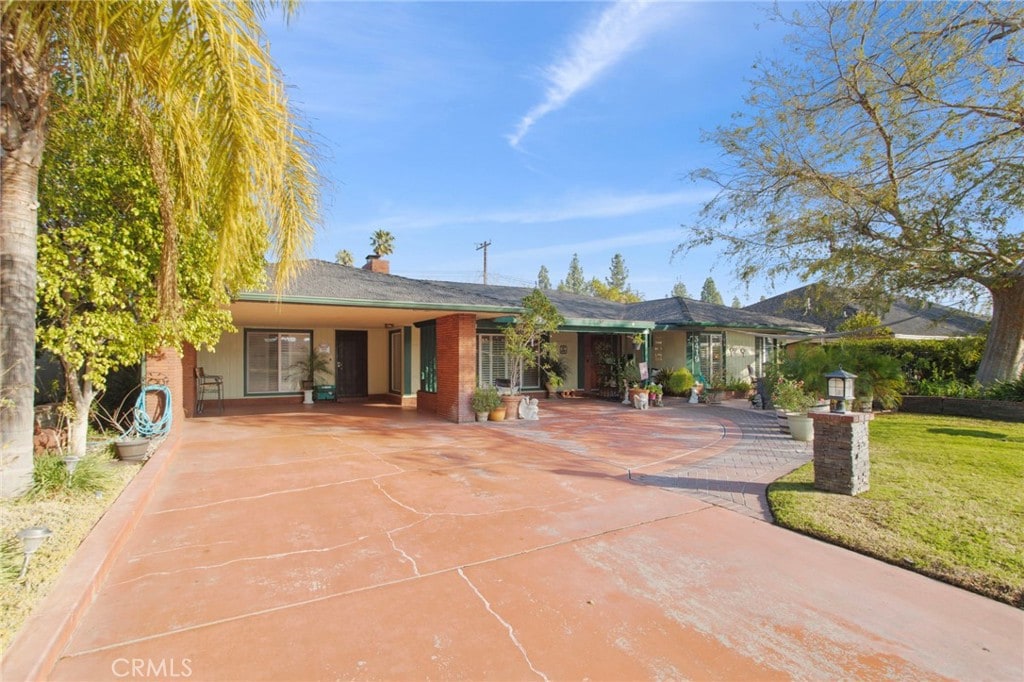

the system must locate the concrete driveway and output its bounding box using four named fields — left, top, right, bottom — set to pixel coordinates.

left=10, top=400, right=1023, bottom=680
